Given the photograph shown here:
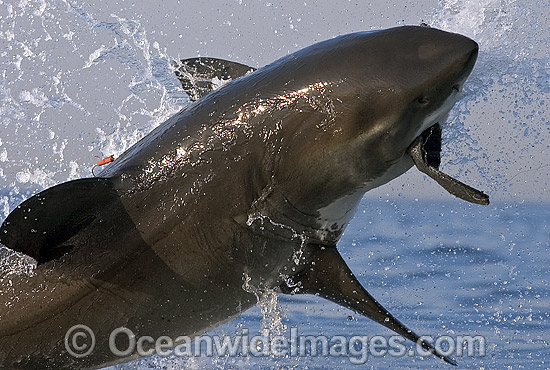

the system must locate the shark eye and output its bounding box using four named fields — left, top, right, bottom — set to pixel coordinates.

left=417, top=96, right=430, bottom=105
